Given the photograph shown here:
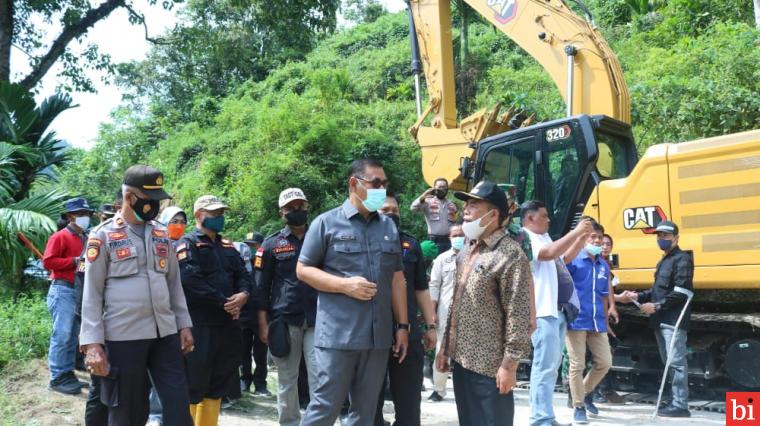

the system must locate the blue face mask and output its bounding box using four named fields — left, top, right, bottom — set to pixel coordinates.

left=361, top=186, right=386, bottom=213
left=658, top=239, right=673, bottom=251
left=203, top=215, right=225, bottom=233
left=585, top=243, right=603, bottom=257
left=451, top=236, right=465, bottom=251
